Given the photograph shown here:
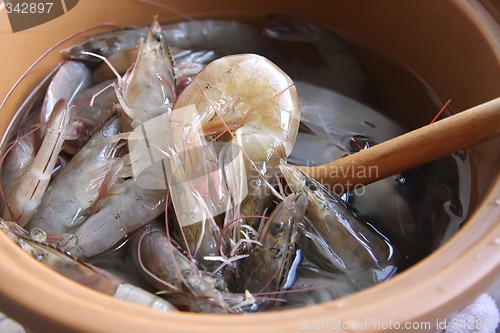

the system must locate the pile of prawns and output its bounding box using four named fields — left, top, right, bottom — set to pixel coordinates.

left=0, top=17, right=396, bottom=313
